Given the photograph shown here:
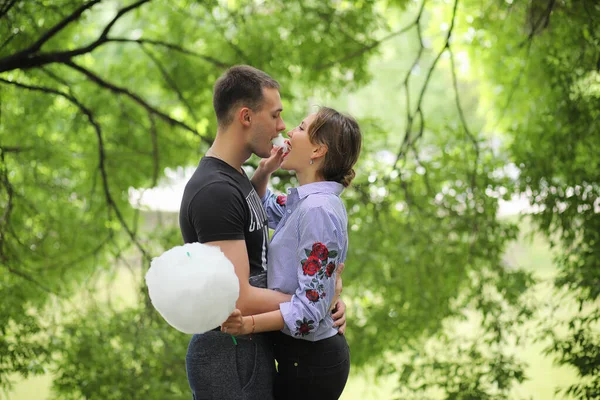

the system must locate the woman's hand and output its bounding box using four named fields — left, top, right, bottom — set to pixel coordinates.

left=258, top=146, right=285, bottom=176
left=221, top=309, right=248, bottom=336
